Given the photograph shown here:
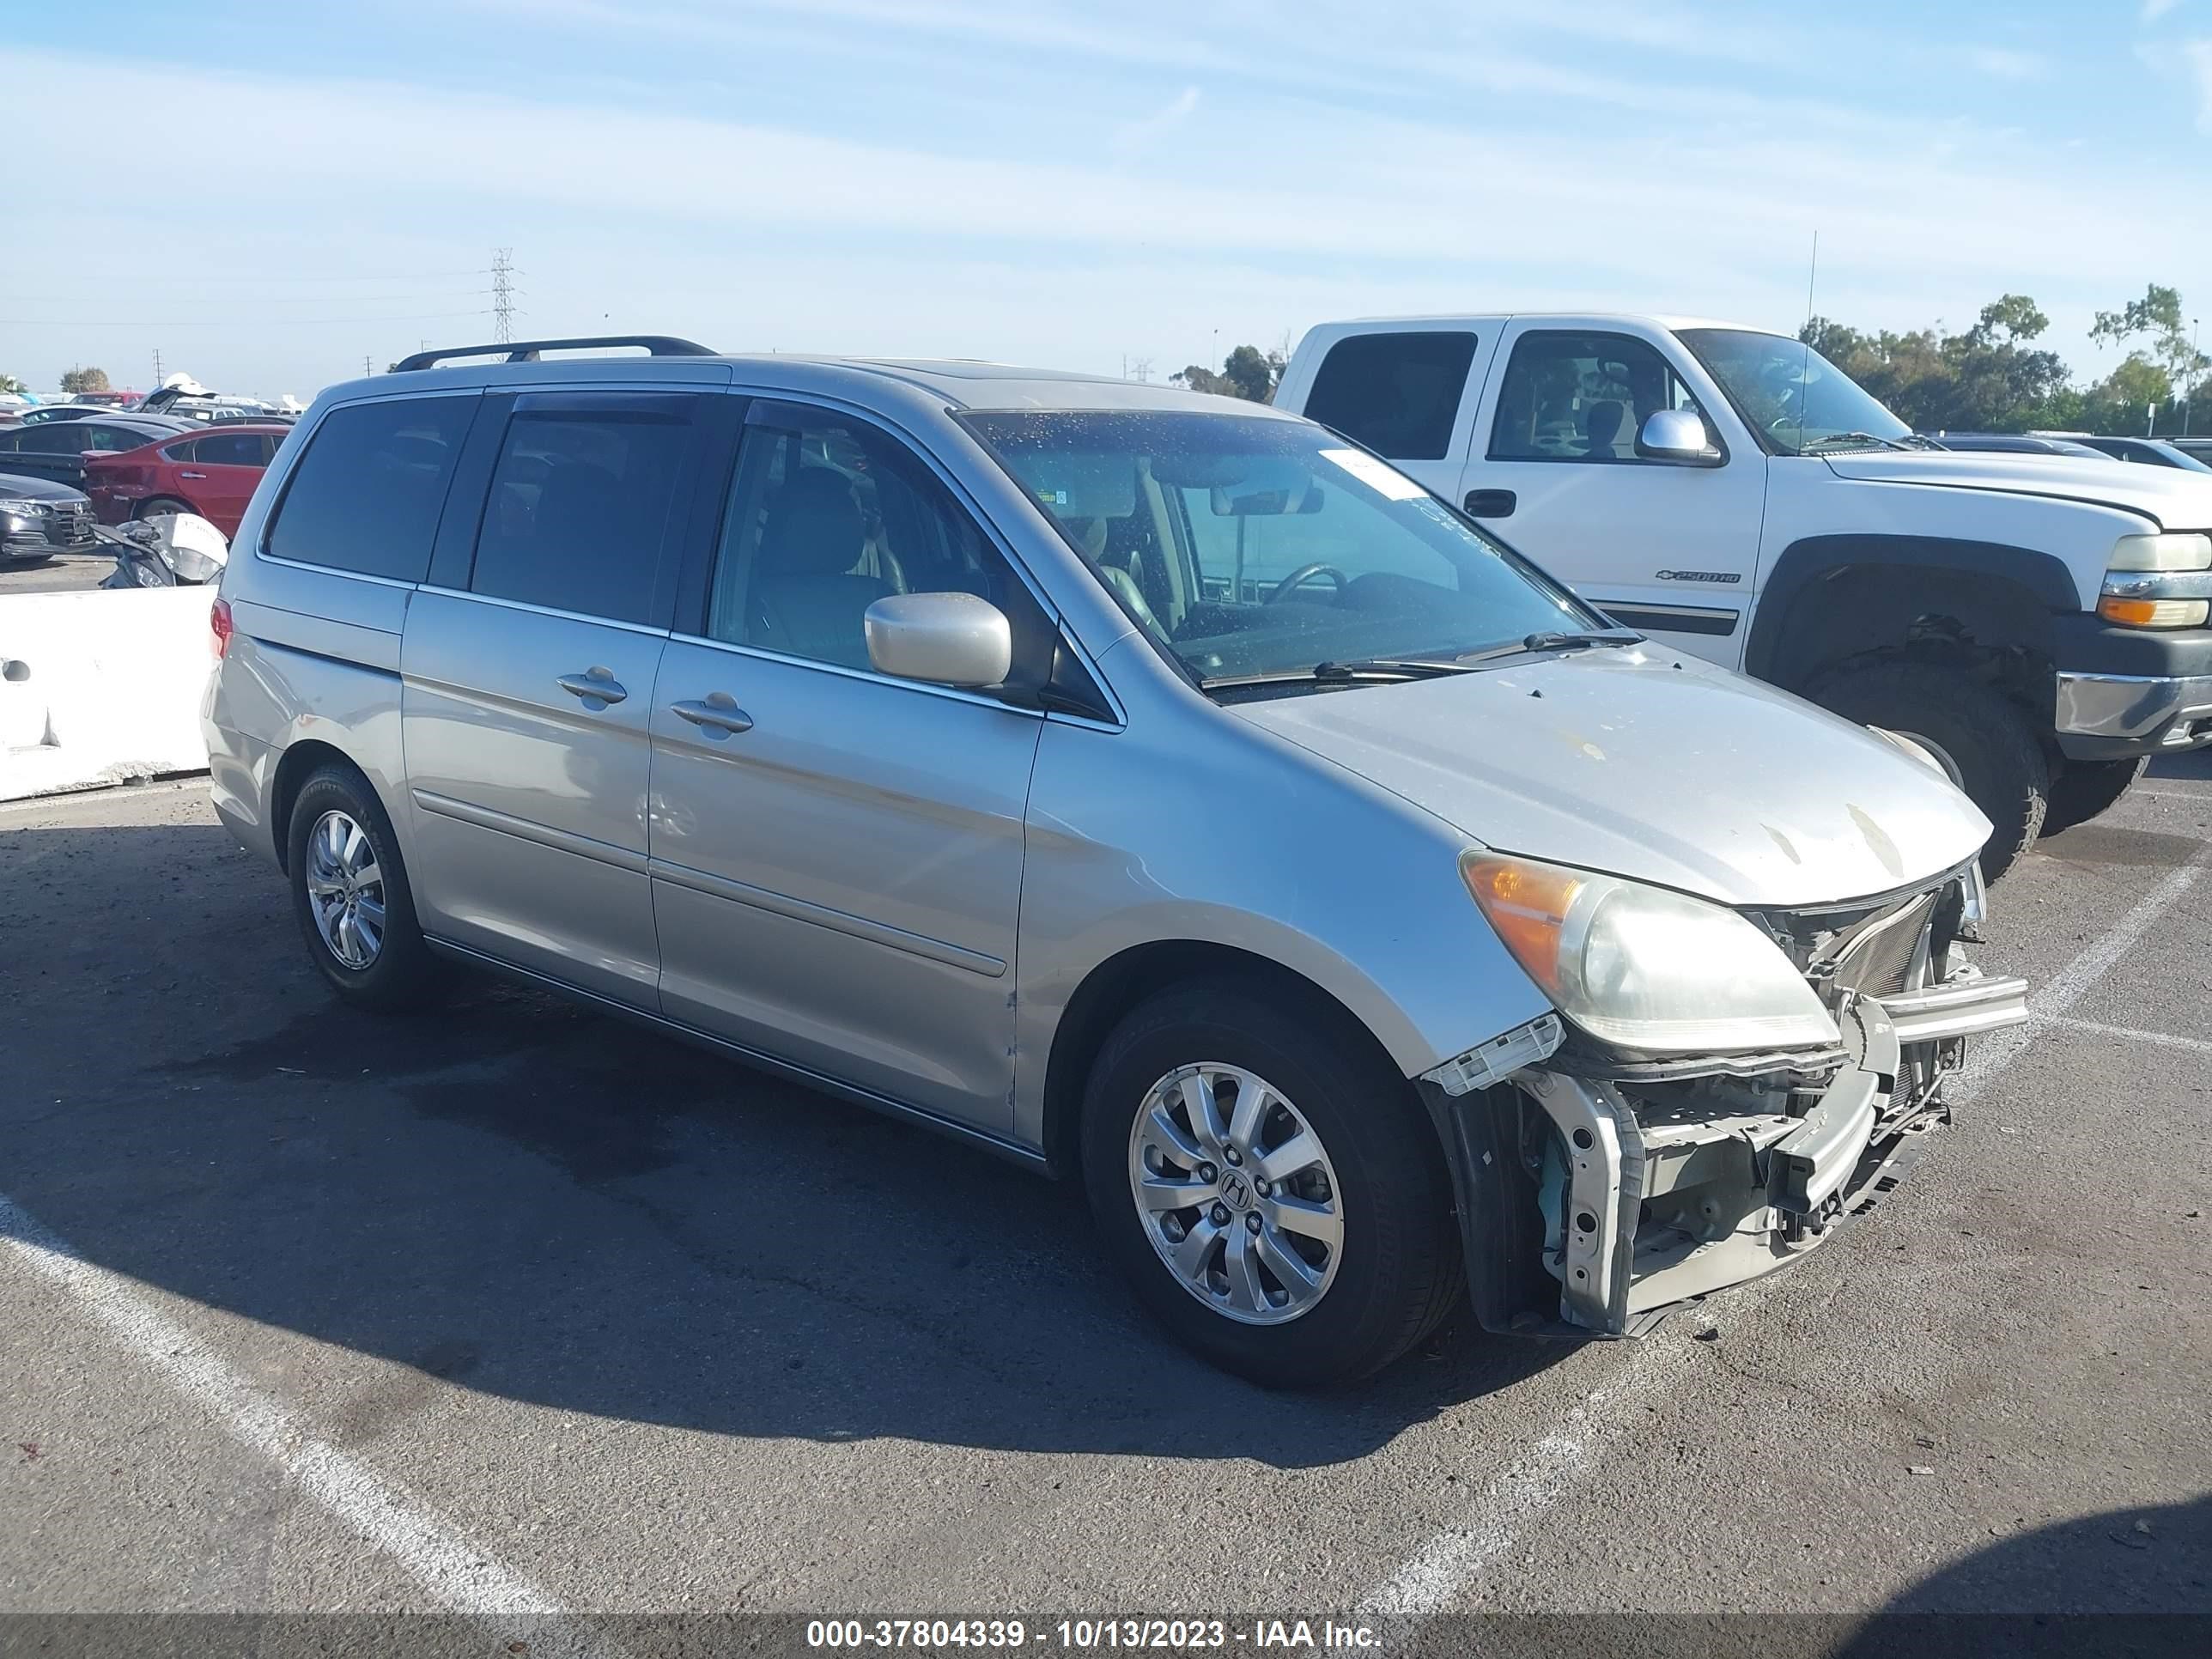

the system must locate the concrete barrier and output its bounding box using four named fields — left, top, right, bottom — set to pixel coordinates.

left=0, top=586, right=216, bottom=802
